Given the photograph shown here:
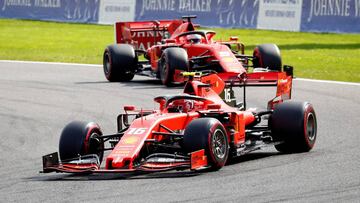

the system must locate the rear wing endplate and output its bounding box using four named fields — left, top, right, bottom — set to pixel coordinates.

left=115, top=20, right=183, bottom=50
